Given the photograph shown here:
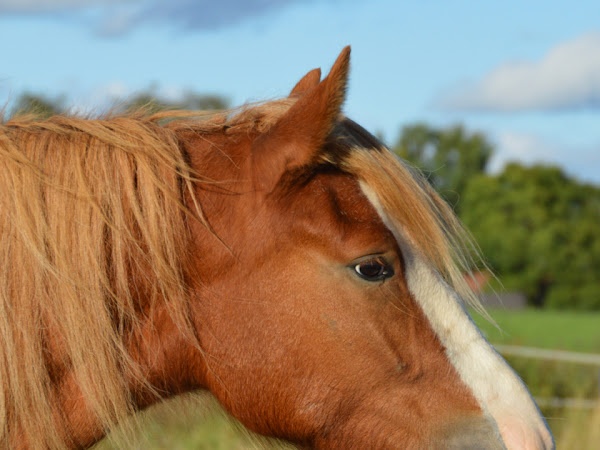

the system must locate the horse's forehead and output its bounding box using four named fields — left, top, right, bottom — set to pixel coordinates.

left=288, top=171, right=373, bottom=219
left=278, top=169, right=395, bottom=251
